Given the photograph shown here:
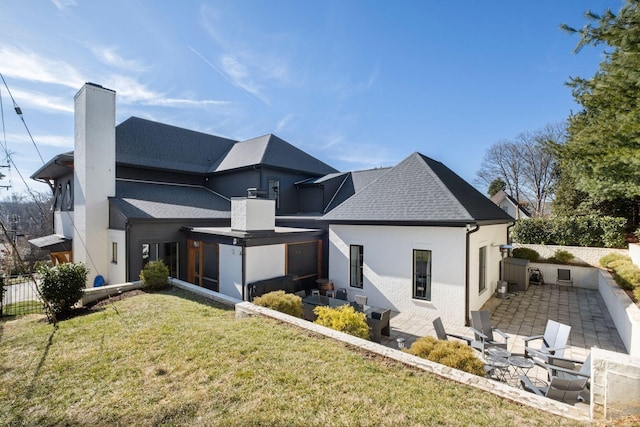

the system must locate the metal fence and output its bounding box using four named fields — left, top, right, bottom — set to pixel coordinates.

left=0, top=275, right=43, bottom=317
